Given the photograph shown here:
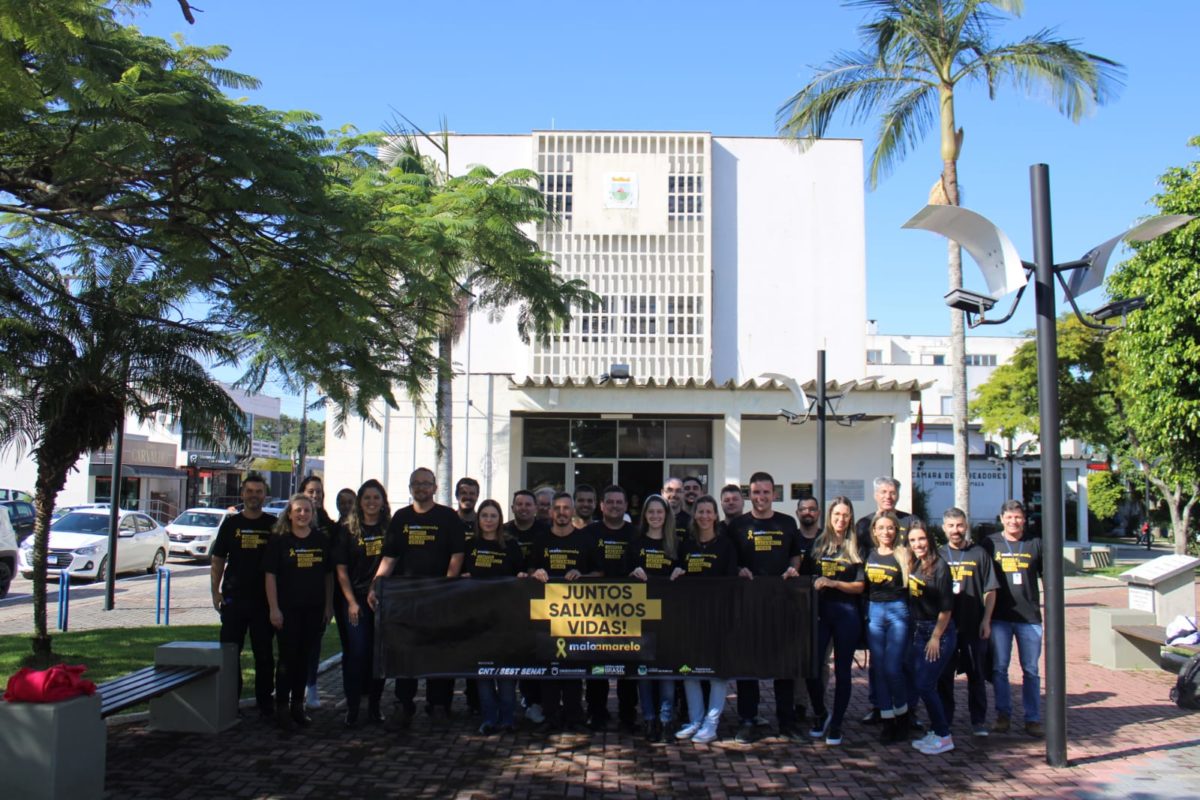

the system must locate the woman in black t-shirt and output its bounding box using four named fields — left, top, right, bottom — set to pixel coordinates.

left=805, top=497, right=865, bottom=746
left=865, top=511, right=912, bottom=744
left=671, top=495, right=735, bottom=744
left=906, top=520, right=957, bottom=756
left=464, top=500, right=526, bottom=734
left=334, top=479, right=390, bottom=726
left=265, top=494, right=333, bottom=729
left=629, top=495, right=677, bottom=742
